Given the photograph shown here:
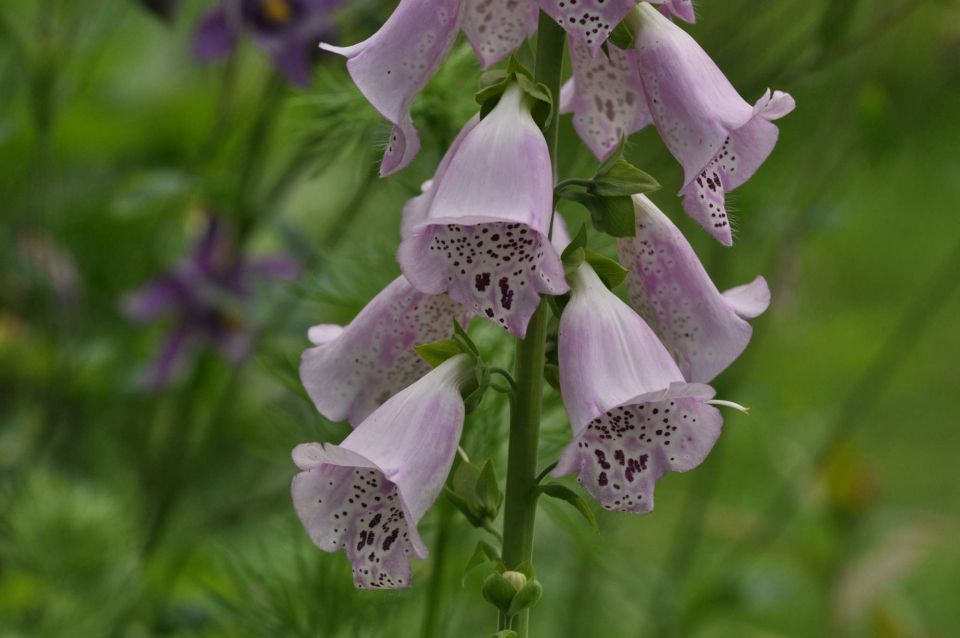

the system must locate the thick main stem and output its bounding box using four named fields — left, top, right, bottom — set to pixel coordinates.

left=499, top=12, right=564, bottom=637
